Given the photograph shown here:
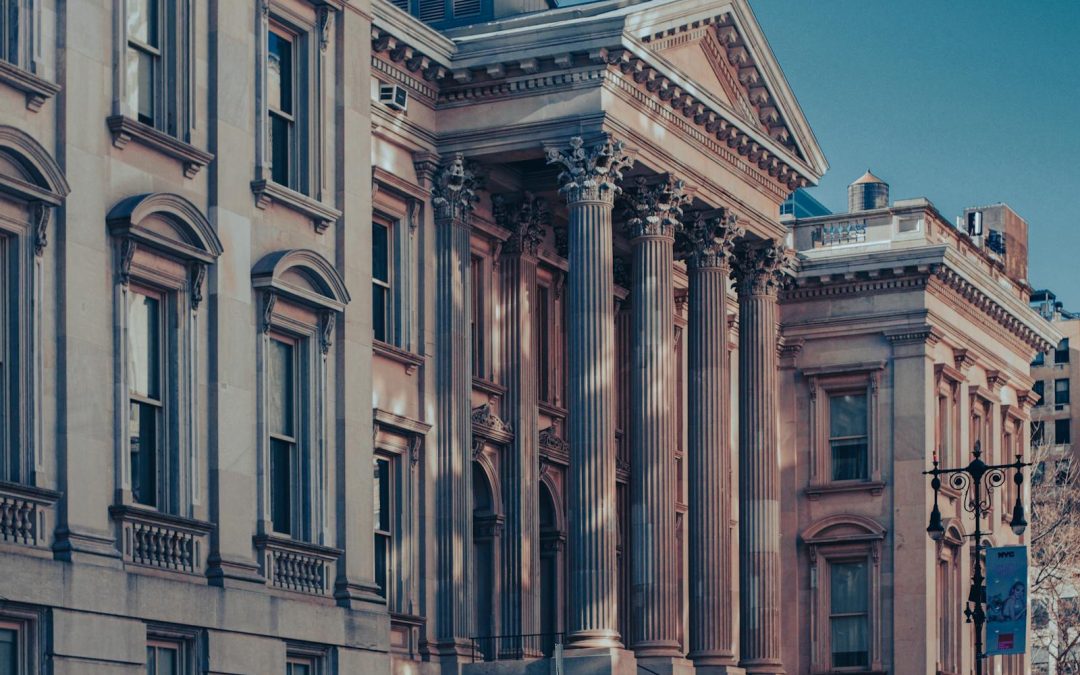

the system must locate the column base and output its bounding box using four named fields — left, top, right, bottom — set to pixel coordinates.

left=693, top=666, right=745, bottom=675
left=635, top=655, right=695, bottom=675
left=560, top=646, right=639, bottom=675
left=738, top=659, right=785, bottom=675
